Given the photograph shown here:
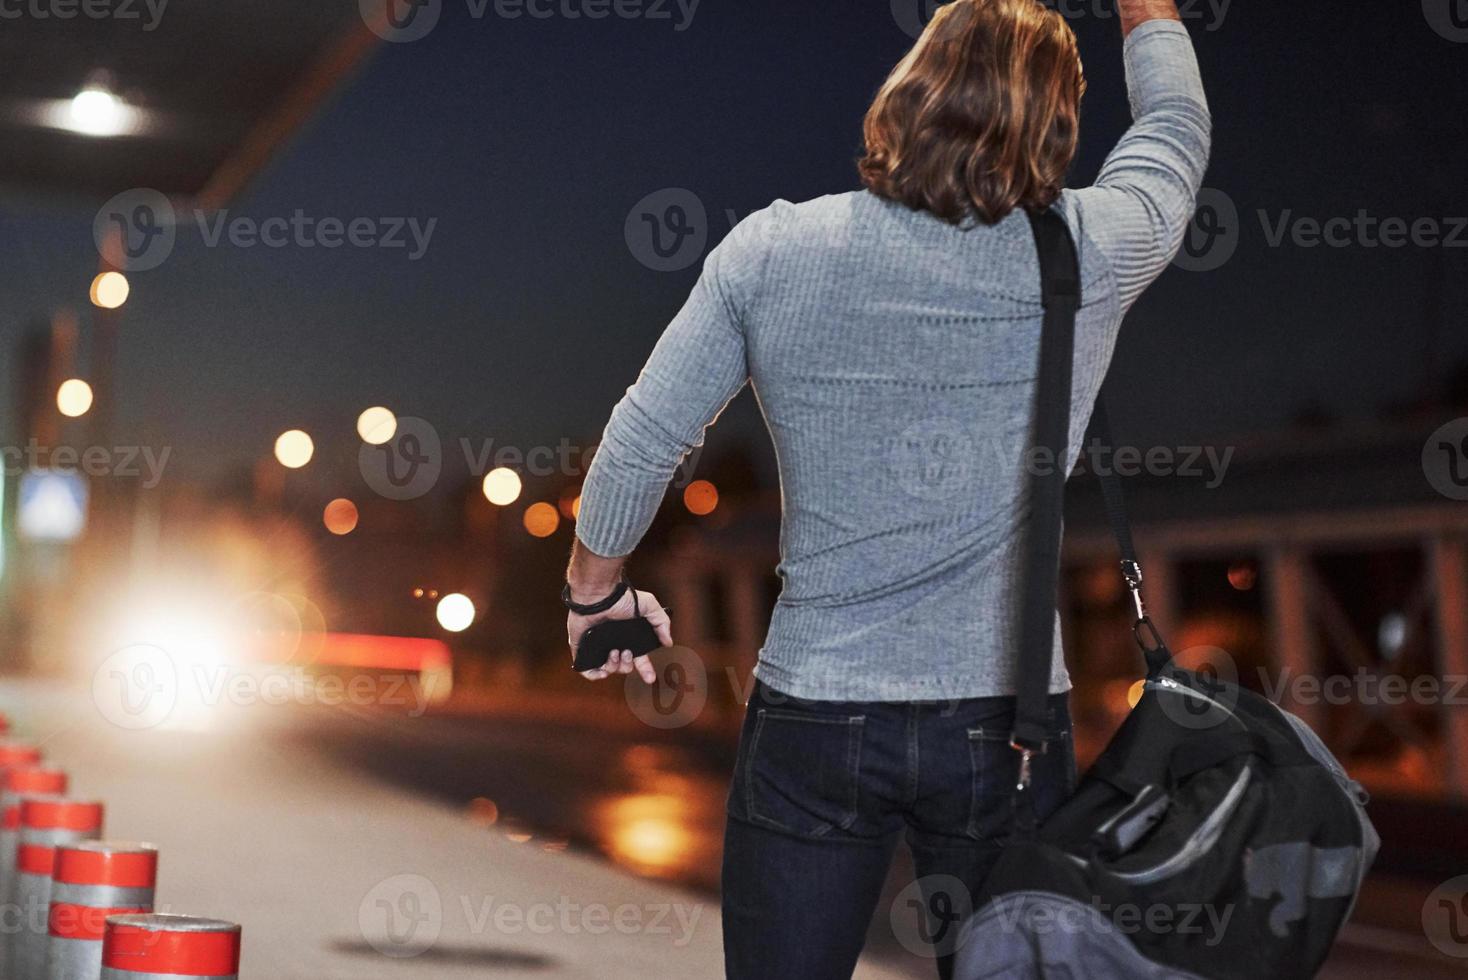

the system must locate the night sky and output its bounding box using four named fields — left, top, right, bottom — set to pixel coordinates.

left=2, top=0, right=1466, bottom=490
